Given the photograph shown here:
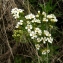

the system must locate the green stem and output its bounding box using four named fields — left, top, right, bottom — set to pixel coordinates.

left=47, top=43, right=49, bottom=63
left=43, top=0, right=46, bottom=12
